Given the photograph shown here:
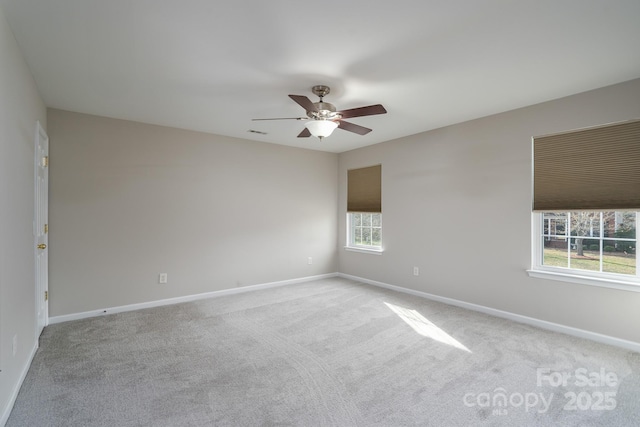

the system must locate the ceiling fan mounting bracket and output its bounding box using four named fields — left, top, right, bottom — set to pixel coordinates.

left=311, top=85, right=331, bottom=99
